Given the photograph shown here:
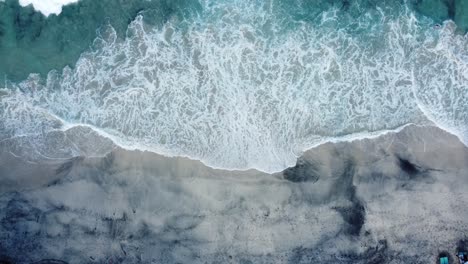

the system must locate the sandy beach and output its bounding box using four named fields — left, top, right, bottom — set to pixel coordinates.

left=0, top=125, right=467, bottom=263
